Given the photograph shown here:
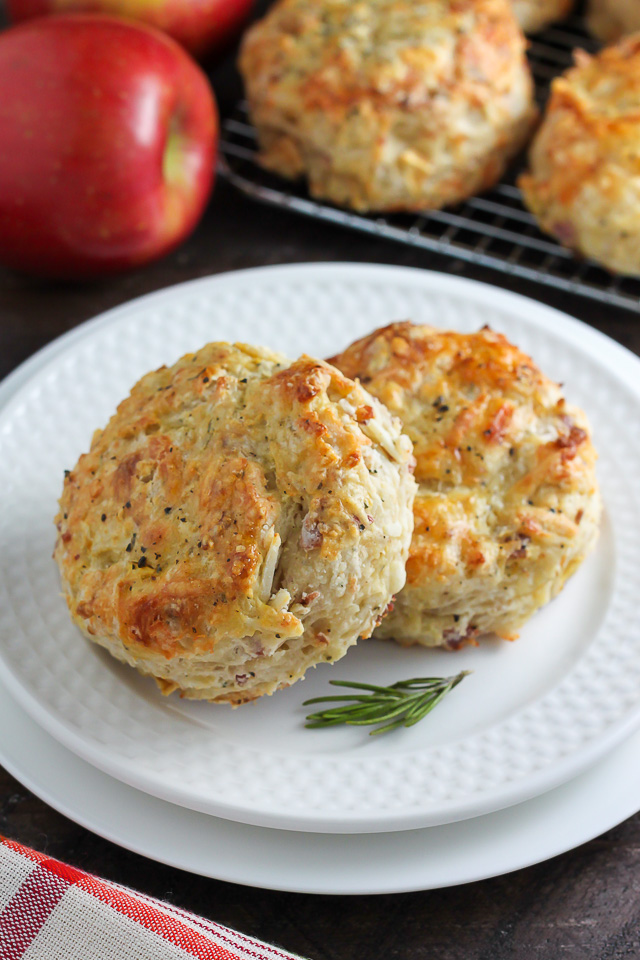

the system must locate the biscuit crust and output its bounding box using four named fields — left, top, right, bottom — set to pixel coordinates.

left=512, top=0, right=574, bottom=33
left=520, top=36, right=640, bottom=276
left=239, top=0, right=537, bottom=212
left=330, top=323, right=600, bottom=648
left=55, top=343, right=415, bottom=702
left=587, top=0, right=640, bottom=41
